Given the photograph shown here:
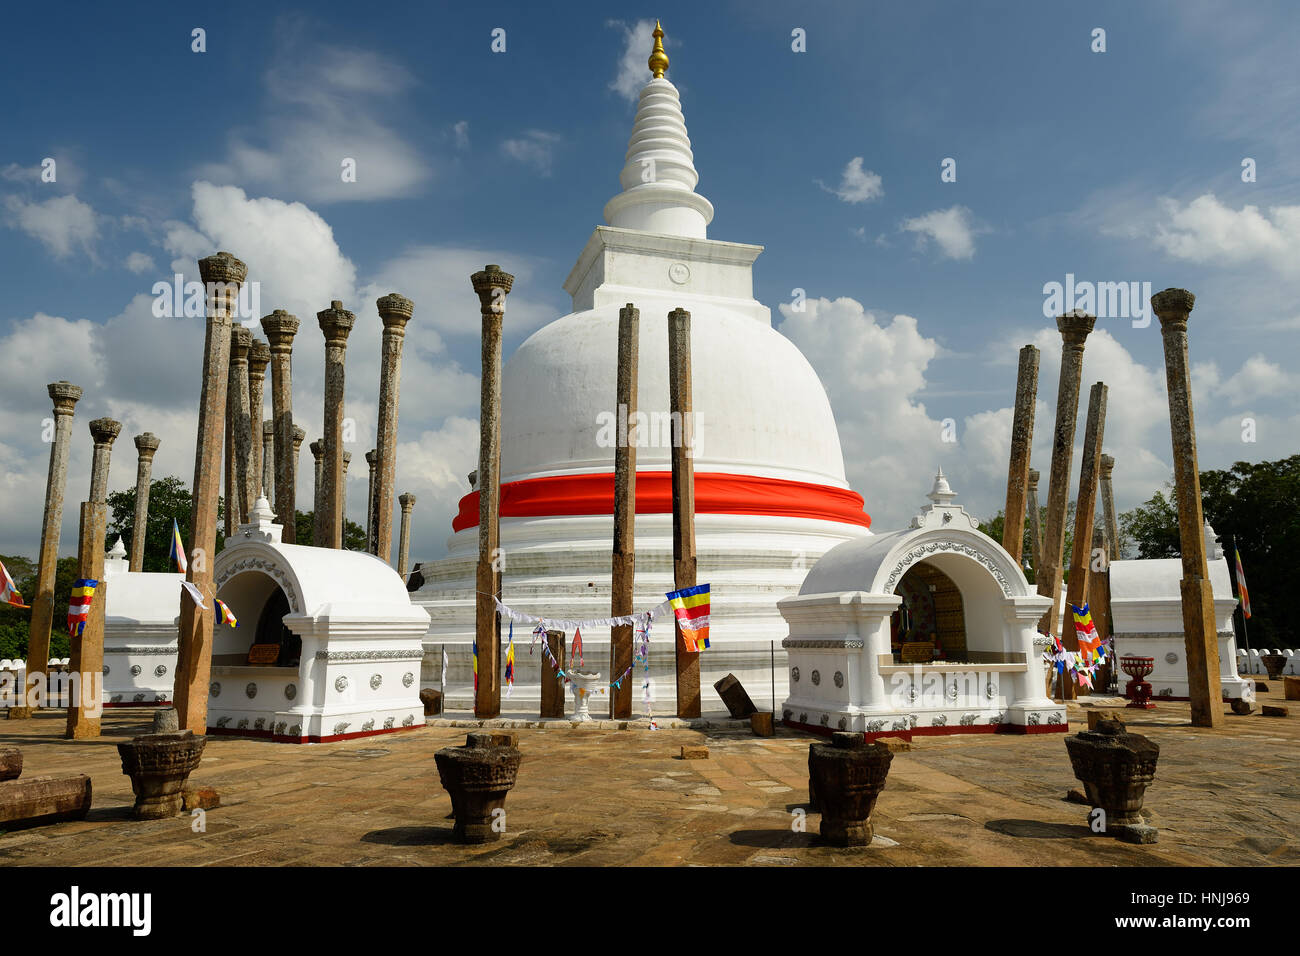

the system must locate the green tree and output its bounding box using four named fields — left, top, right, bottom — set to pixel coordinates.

left=979, top=501, right=1085, bottom=585
left=104, top=476, right=225, bottom=572
left=294, top=511, right=367, bottom=550
left=0, top=555, right=79, bottom=659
